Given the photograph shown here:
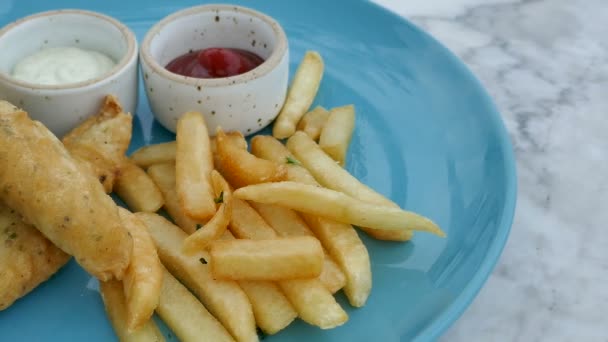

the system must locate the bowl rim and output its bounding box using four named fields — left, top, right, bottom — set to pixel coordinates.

left=0, top=9, right=137, bottom=91
left=140, top=4, right=288, bottom=88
